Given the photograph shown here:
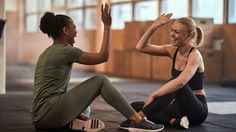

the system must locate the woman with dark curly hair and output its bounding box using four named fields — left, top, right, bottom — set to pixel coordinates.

left=31, top=3, right=164, bottom=132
